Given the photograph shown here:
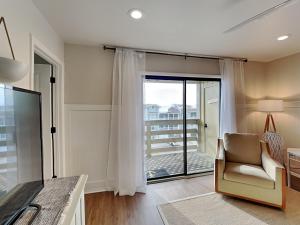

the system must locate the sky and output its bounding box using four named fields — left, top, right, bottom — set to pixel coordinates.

left=144, top=82, right=197, bottom=107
